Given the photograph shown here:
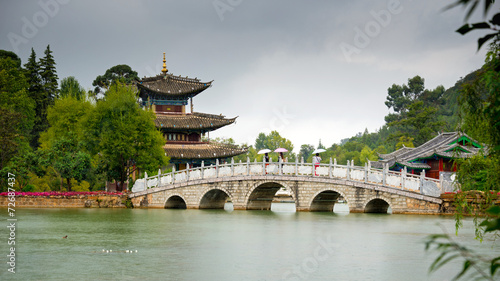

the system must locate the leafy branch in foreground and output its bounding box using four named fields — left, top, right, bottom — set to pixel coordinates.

left=449, top=0, right=500, bottom=51
left=426, top=206, right=500, bottom=280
